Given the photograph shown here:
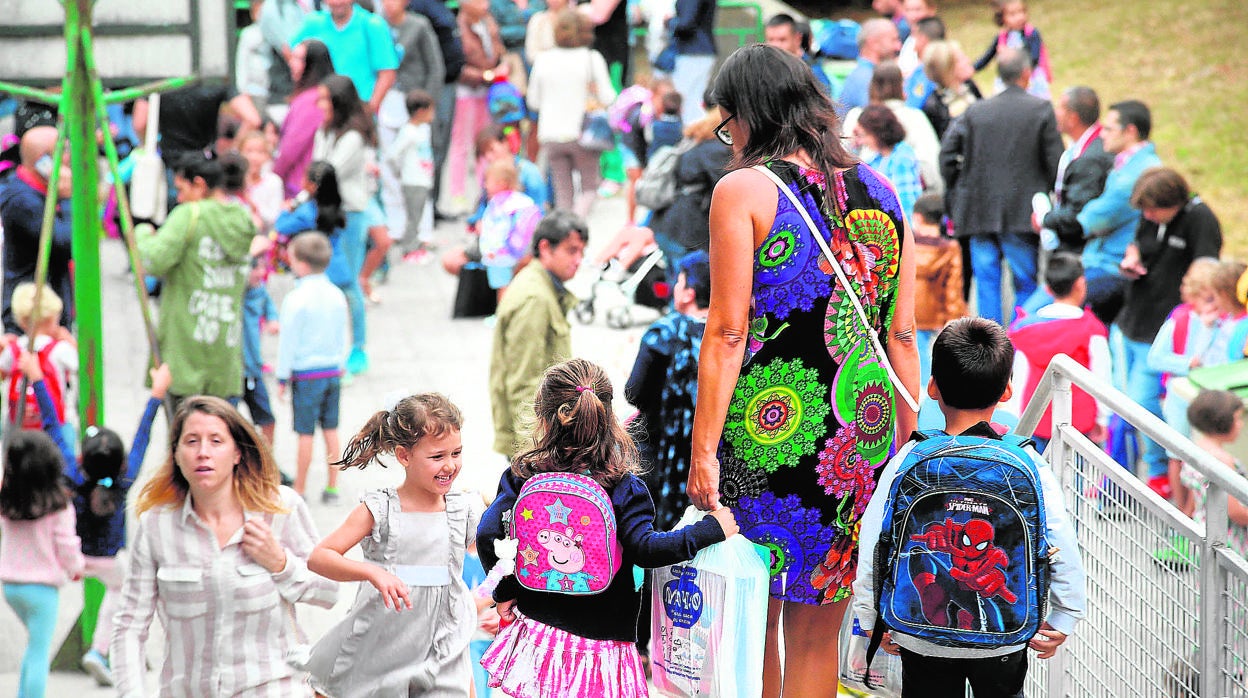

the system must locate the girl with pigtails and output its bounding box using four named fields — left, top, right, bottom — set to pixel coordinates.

left=299, top=393, right=485, bottom=697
